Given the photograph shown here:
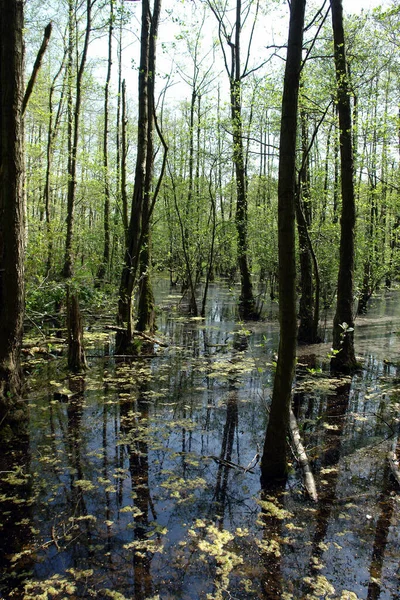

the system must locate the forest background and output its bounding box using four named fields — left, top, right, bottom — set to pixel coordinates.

left=22, top=0, right=400, bottom=329
left=1, top=0, right=400, bottom=442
